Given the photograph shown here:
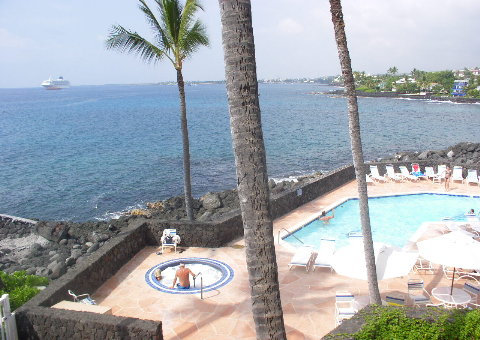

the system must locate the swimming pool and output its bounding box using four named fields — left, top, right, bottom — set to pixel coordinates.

left=284, top=193, right=480, bottom=249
